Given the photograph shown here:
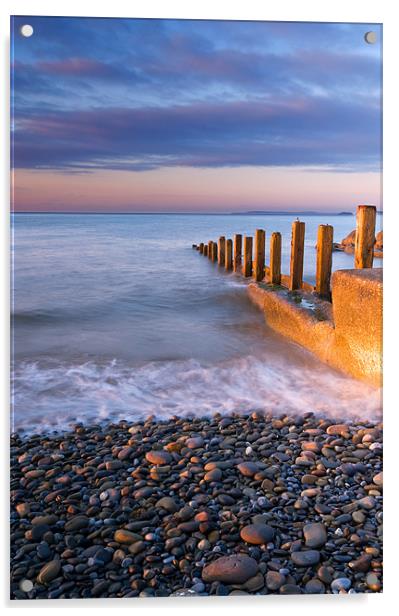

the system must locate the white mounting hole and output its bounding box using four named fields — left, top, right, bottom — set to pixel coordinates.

left=364, top=31, right=377, bottom=44
left=20, top=24, right=34, bottom=38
